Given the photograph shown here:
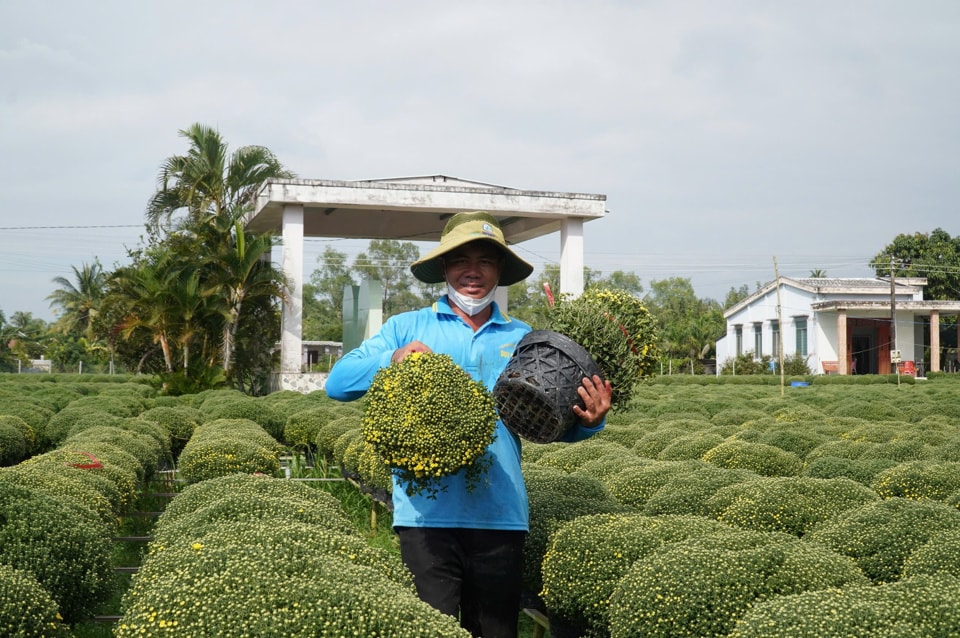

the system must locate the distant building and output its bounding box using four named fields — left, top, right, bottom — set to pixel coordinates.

left=716, top=277, right=960, bottom=376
